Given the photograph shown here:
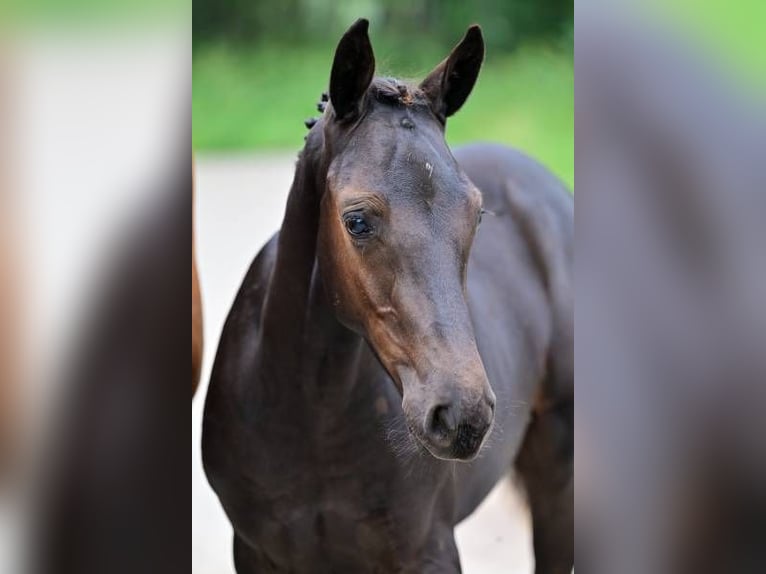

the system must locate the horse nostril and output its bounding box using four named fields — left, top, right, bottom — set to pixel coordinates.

left=428, top=404, right=458, bottom=441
